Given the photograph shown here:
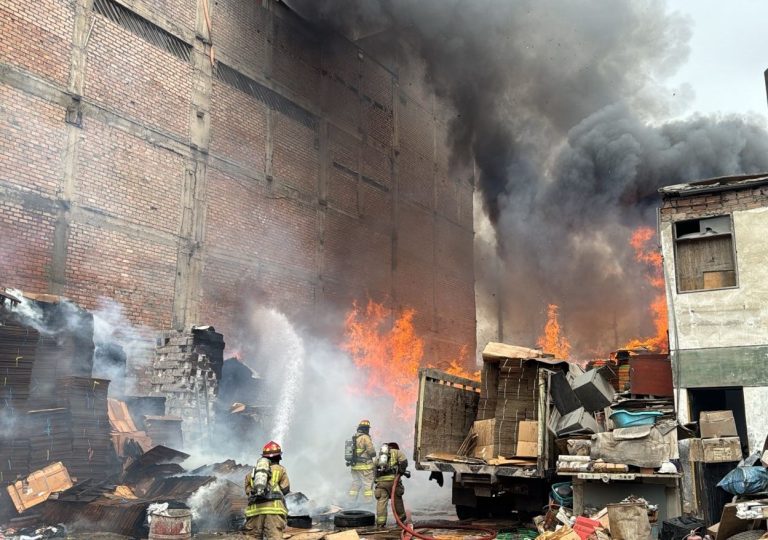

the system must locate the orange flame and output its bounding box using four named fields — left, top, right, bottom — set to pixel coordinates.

left=623, top=227, right=669, bottom=352
left=537, top=304, right=571, bottom=358
left=342, top=300, right=424, bottom=420
left=443, top=346, right=480, bottom=381
left=343, top=300, right=478, bottom=419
